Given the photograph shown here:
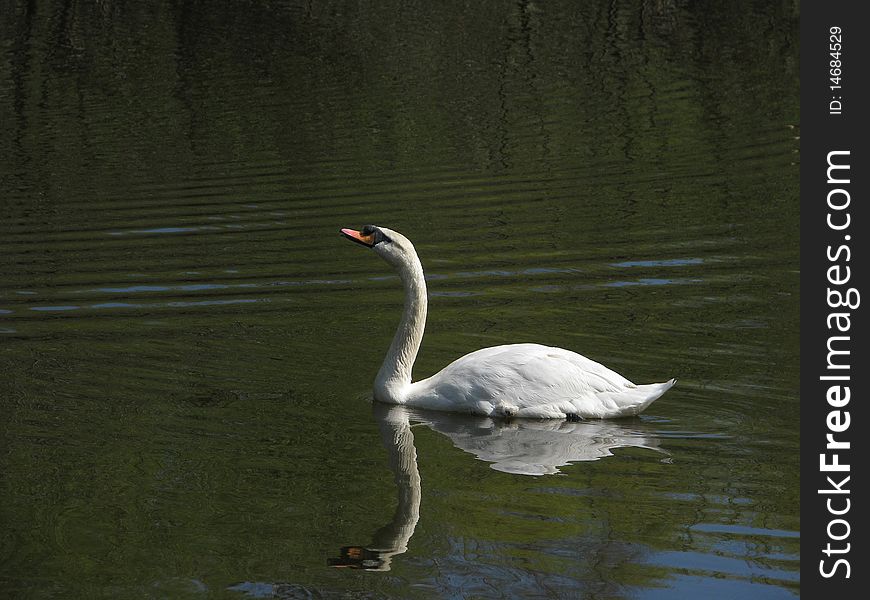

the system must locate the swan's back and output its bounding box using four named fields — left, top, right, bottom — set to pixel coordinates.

left=407, top=343, right=674, bottom=419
